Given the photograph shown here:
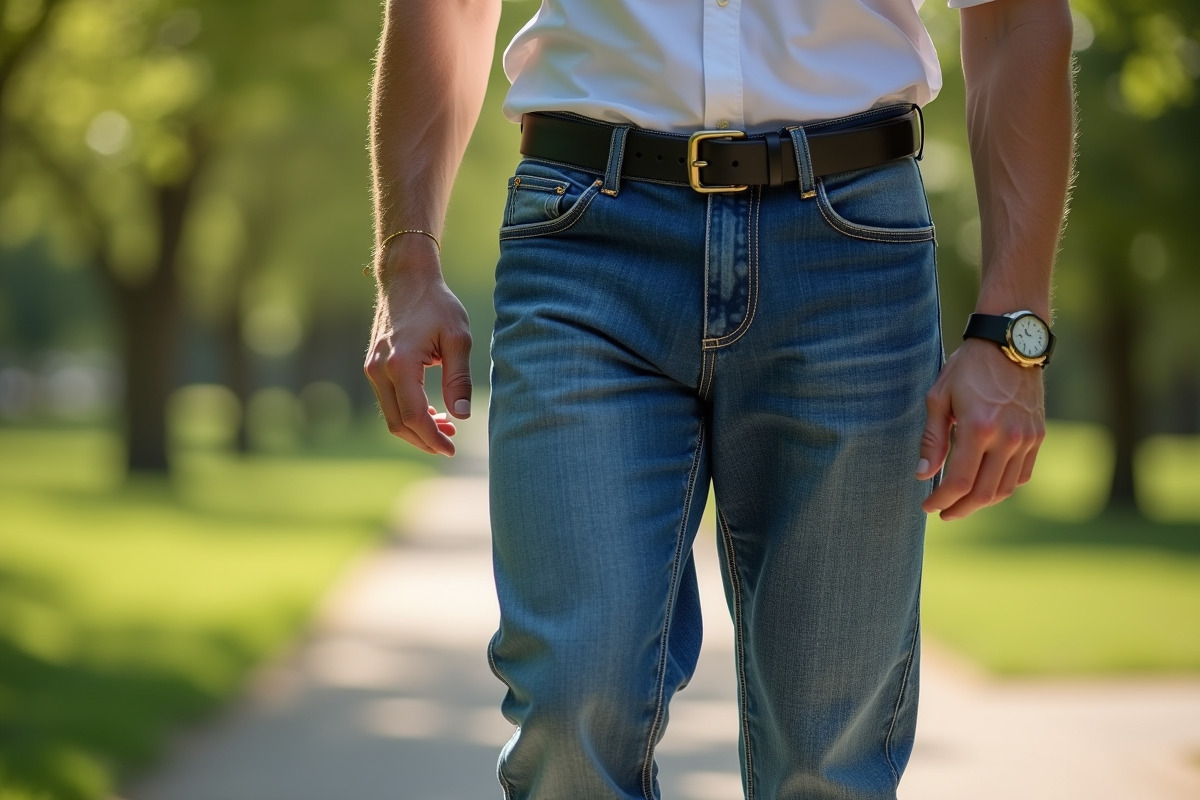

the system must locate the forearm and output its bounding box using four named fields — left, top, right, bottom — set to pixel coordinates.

left=370, top=0, right=501, bottom=283
left=961, top=0, right=1075, bottom=319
